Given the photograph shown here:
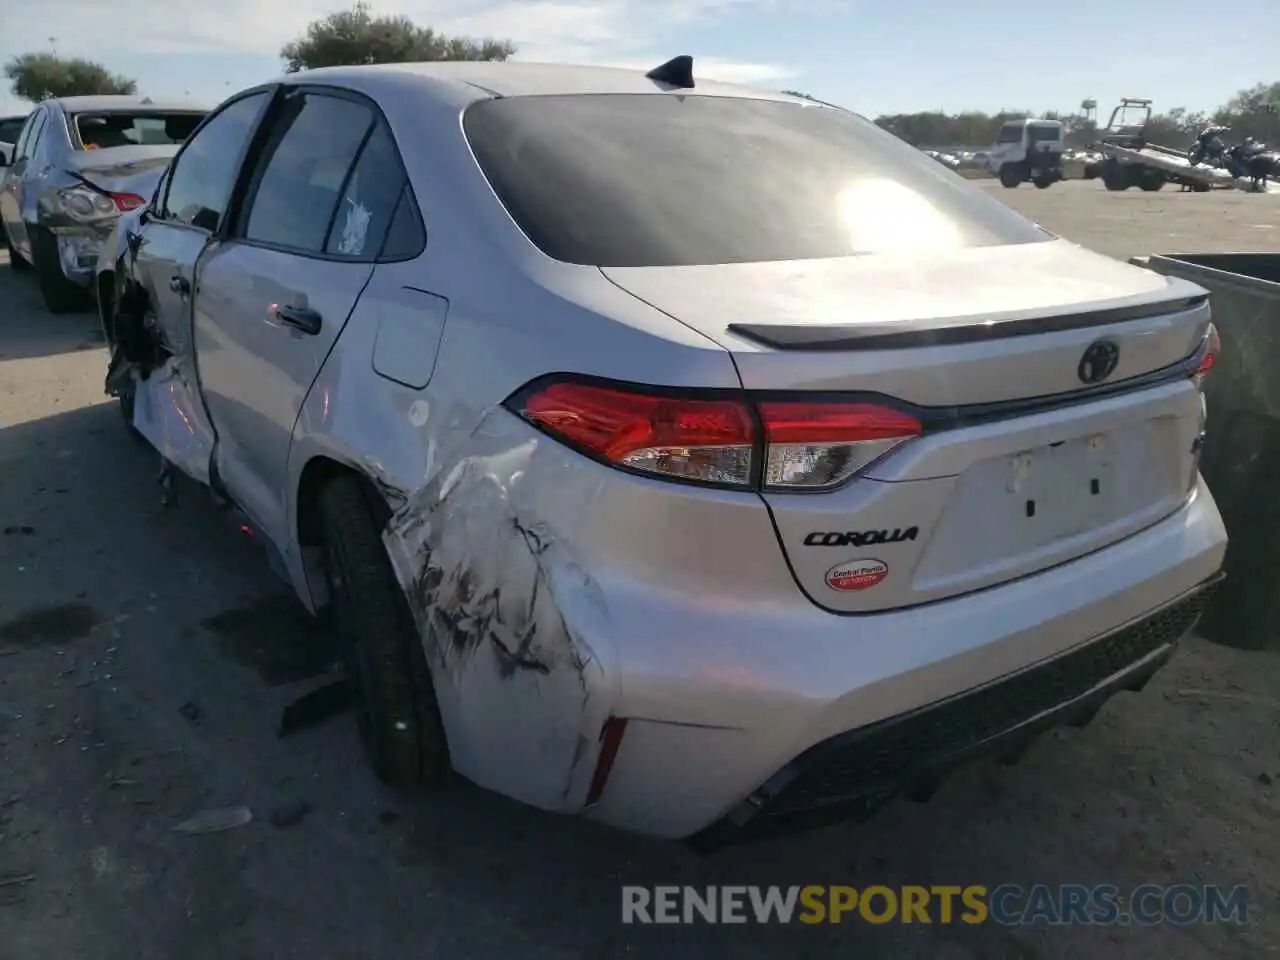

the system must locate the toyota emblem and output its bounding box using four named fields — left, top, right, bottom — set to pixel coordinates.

left=1077, top=339, right=1120, bottom=385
